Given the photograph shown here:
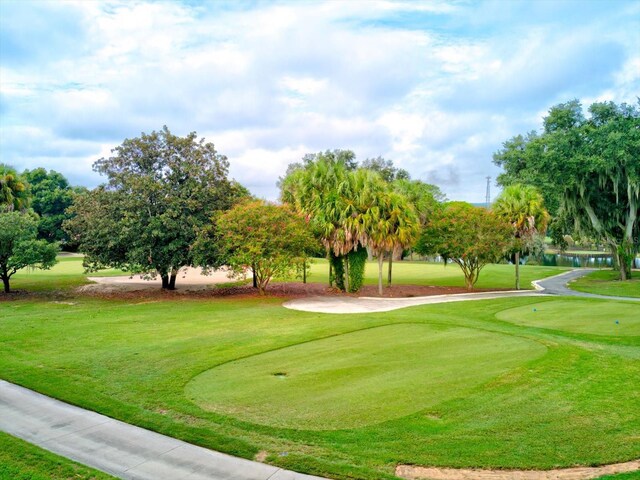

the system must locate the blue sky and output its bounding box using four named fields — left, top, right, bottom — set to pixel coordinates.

left=1, top=0, right=638, bottom=201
